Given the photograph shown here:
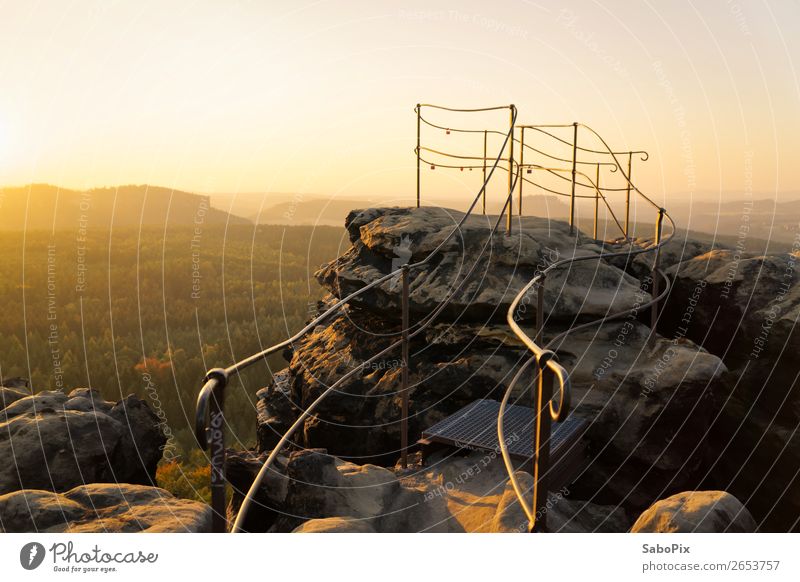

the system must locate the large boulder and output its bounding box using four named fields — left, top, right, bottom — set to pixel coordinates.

left=0, top=483, right=211, bottom=532
left=234, top=447, right=634, bottom=533
left=631, top=490, right=757, bottom=533
left=663, top=250, right=800, bottom=419
left=561, top=321, right=726, bottom=509
left=661, top=250, right=800, bottom=530
left=316, top=207, right=647, bottom=323
left=223, top=449, right=290, bottom=532
left=607, top=234, right=726, bottom=280
left=491, top=471, right=629, bottom=533
left=277, top=449, right=399, bottom=531
left=256, top=308, right=531, bottom=463
left=0, top=388, right=166, bottom=495
left=293, top=516, right=375, bottom=533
